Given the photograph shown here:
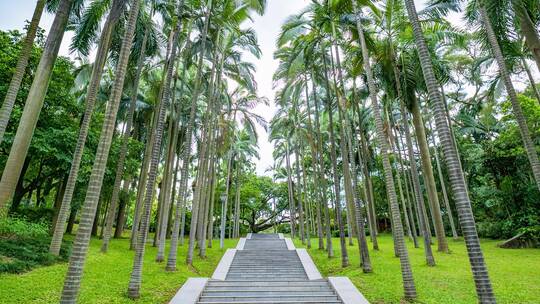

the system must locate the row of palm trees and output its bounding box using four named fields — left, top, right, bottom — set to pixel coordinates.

left=270, top=0, right=540, bottom=303
left=0, top=0, right=266, bottom=302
